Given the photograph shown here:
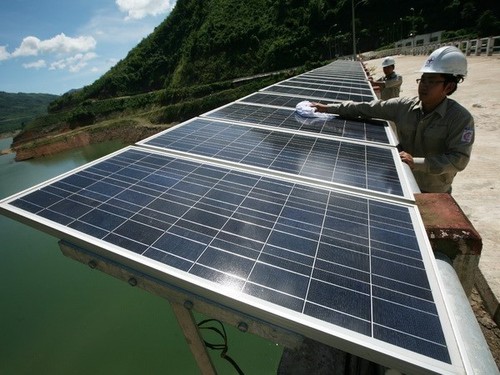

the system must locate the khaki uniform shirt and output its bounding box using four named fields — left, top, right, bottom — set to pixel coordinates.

left=377, top=72, right=402, bottom=100
left=324, top=96, right=474, bottom=193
